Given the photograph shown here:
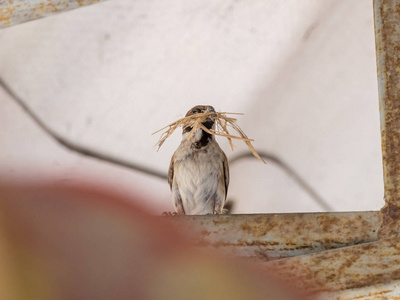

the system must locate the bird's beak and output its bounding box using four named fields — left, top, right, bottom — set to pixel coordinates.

left=206, top=111, right=217, bottom=121
left=203, top=118, right=214, bottom=130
